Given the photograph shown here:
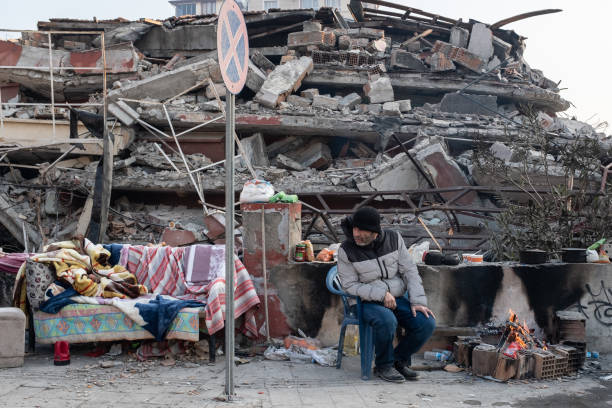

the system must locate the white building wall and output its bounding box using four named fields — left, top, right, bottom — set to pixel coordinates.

left=171, top=0, right=352, bottom=19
